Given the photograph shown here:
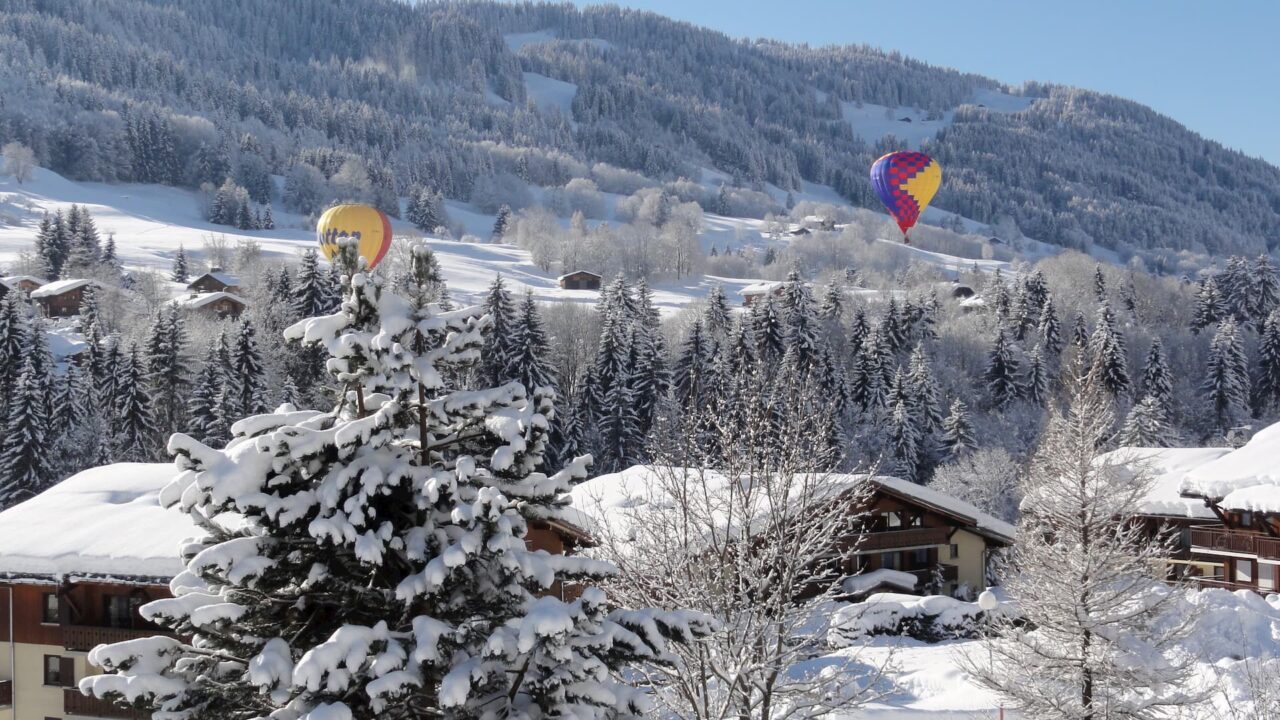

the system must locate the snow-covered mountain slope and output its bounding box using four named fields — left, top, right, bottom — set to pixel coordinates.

left=0, top=168, right=764, bottom=315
